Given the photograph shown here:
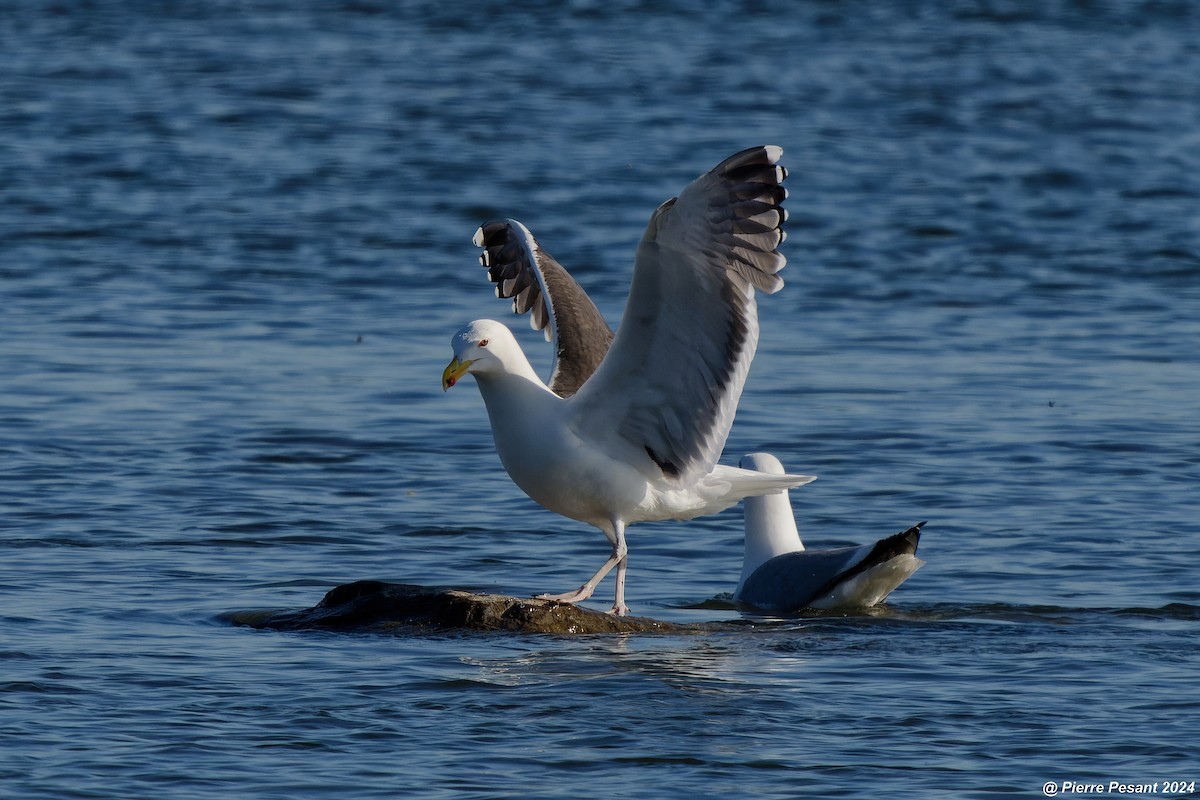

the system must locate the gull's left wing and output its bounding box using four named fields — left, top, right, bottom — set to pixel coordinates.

left=474, top=219, right=614, bottom=398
